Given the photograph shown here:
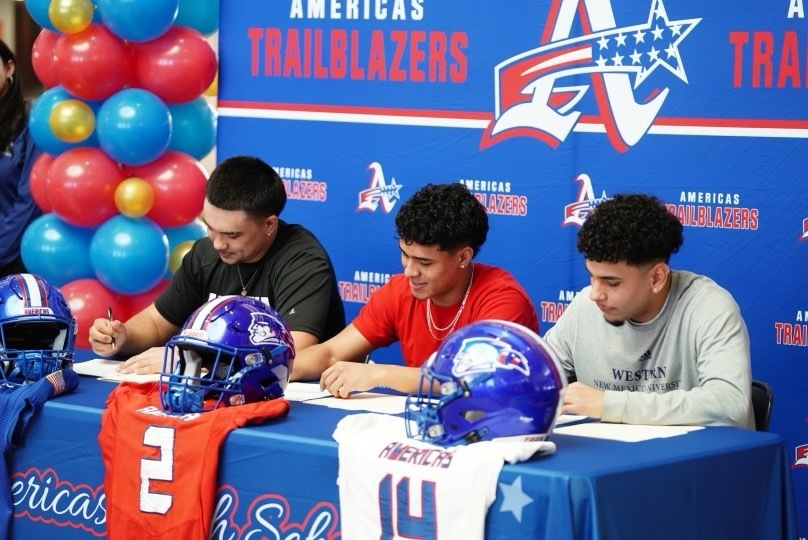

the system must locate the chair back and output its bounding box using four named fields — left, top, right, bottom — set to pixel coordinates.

left=751, top=380, right=773, bottom=432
